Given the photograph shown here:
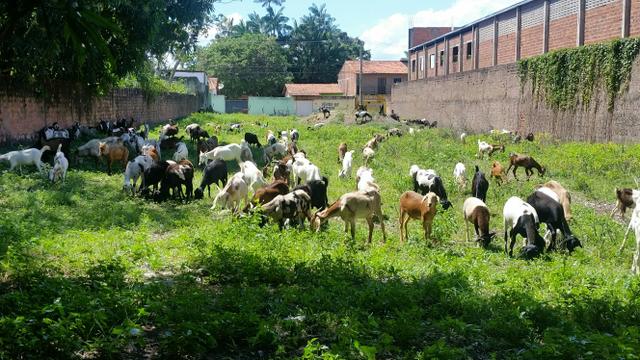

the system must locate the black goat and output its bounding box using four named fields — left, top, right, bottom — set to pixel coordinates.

left=471, top=165, right=489, bottom=203
left=294, top=176, right=329, bottom=210
left=526, top=190, right=582, bottom=253
left=140, top=161, right=170, bottom=195
left=194, top=159, right=228, bottom=199
left=244, top=132, right=262, bottom=147
left=411, top=167, right=452, bottom=210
